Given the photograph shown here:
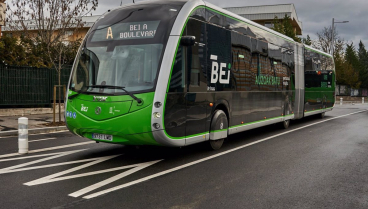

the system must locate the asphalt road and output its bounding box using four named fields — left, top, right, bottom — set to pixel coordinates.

left=0, top=104, right=367, bottom=209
